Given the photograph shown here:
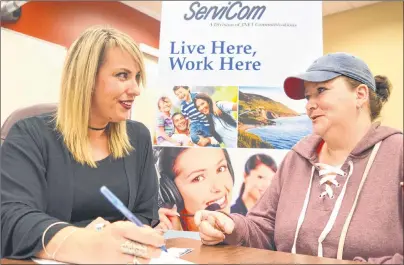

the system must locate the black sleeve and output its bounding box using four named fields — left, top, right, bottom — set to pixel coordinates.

left=1, top=119, right=69, bottom=259
left=132, top=124, right=159, bottom=226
